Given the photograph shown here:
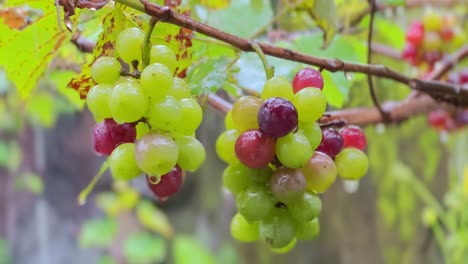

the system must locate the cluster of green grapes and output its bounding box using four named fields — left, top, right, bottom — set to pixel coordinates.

left=216, top=68, right=369, bottom=252
left=86, top=27, right=205, bottom=199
